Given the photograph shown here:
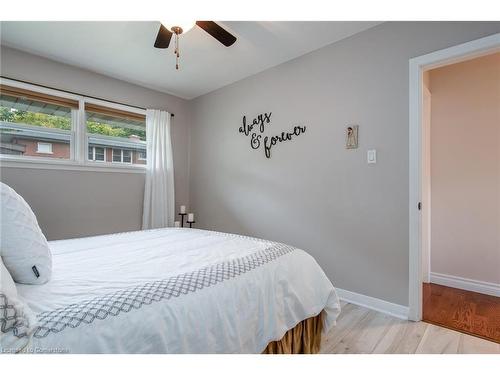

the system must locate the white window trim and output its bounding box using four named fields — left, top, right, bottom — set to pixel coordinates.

left=0, top=155, right=145, bottom=173
left=122, top=150, right=132, bottom=164
left=0, top=77, right=147, bottom=173
left=36, top=142, right=53, bottom=154
left=112, top=148, right=133, bottom=164
left=88, top=146, right=107, bottom=162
